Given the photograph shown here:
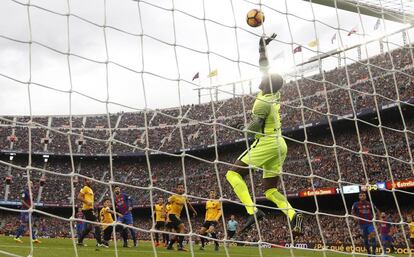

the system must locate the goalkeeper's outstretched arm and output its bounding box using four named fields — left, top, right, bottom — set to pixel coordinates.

left=259, top=33, right=277, bottom=73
